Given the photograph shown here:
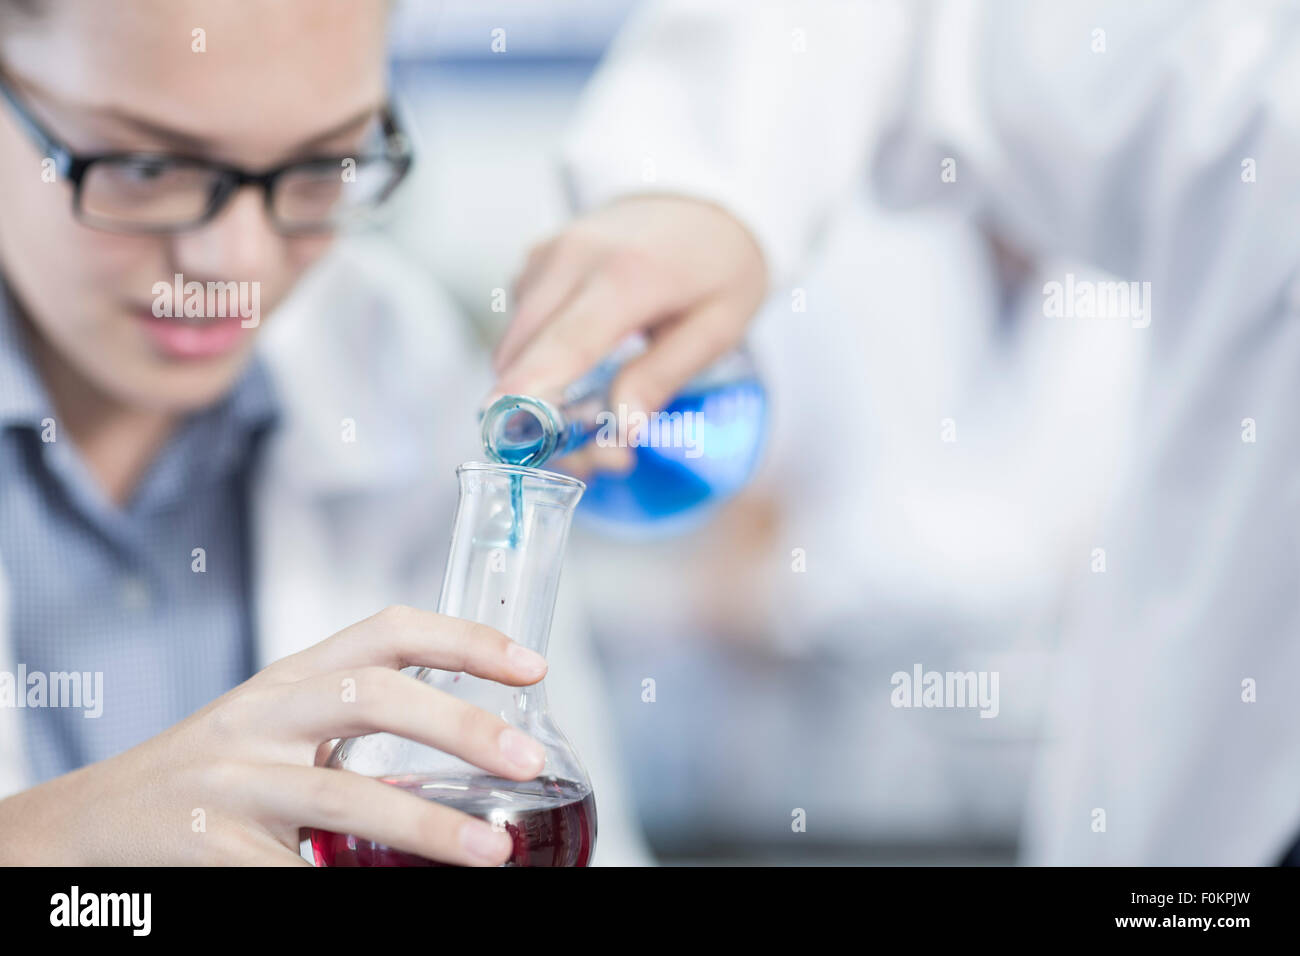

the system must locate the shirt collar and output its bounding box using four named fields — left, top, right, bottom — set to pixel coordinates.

left=217, top=347, right=281, bottom=445
left=127, top=356, right=280, bottom=513
left=0, top=284, right=55, bottom=431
